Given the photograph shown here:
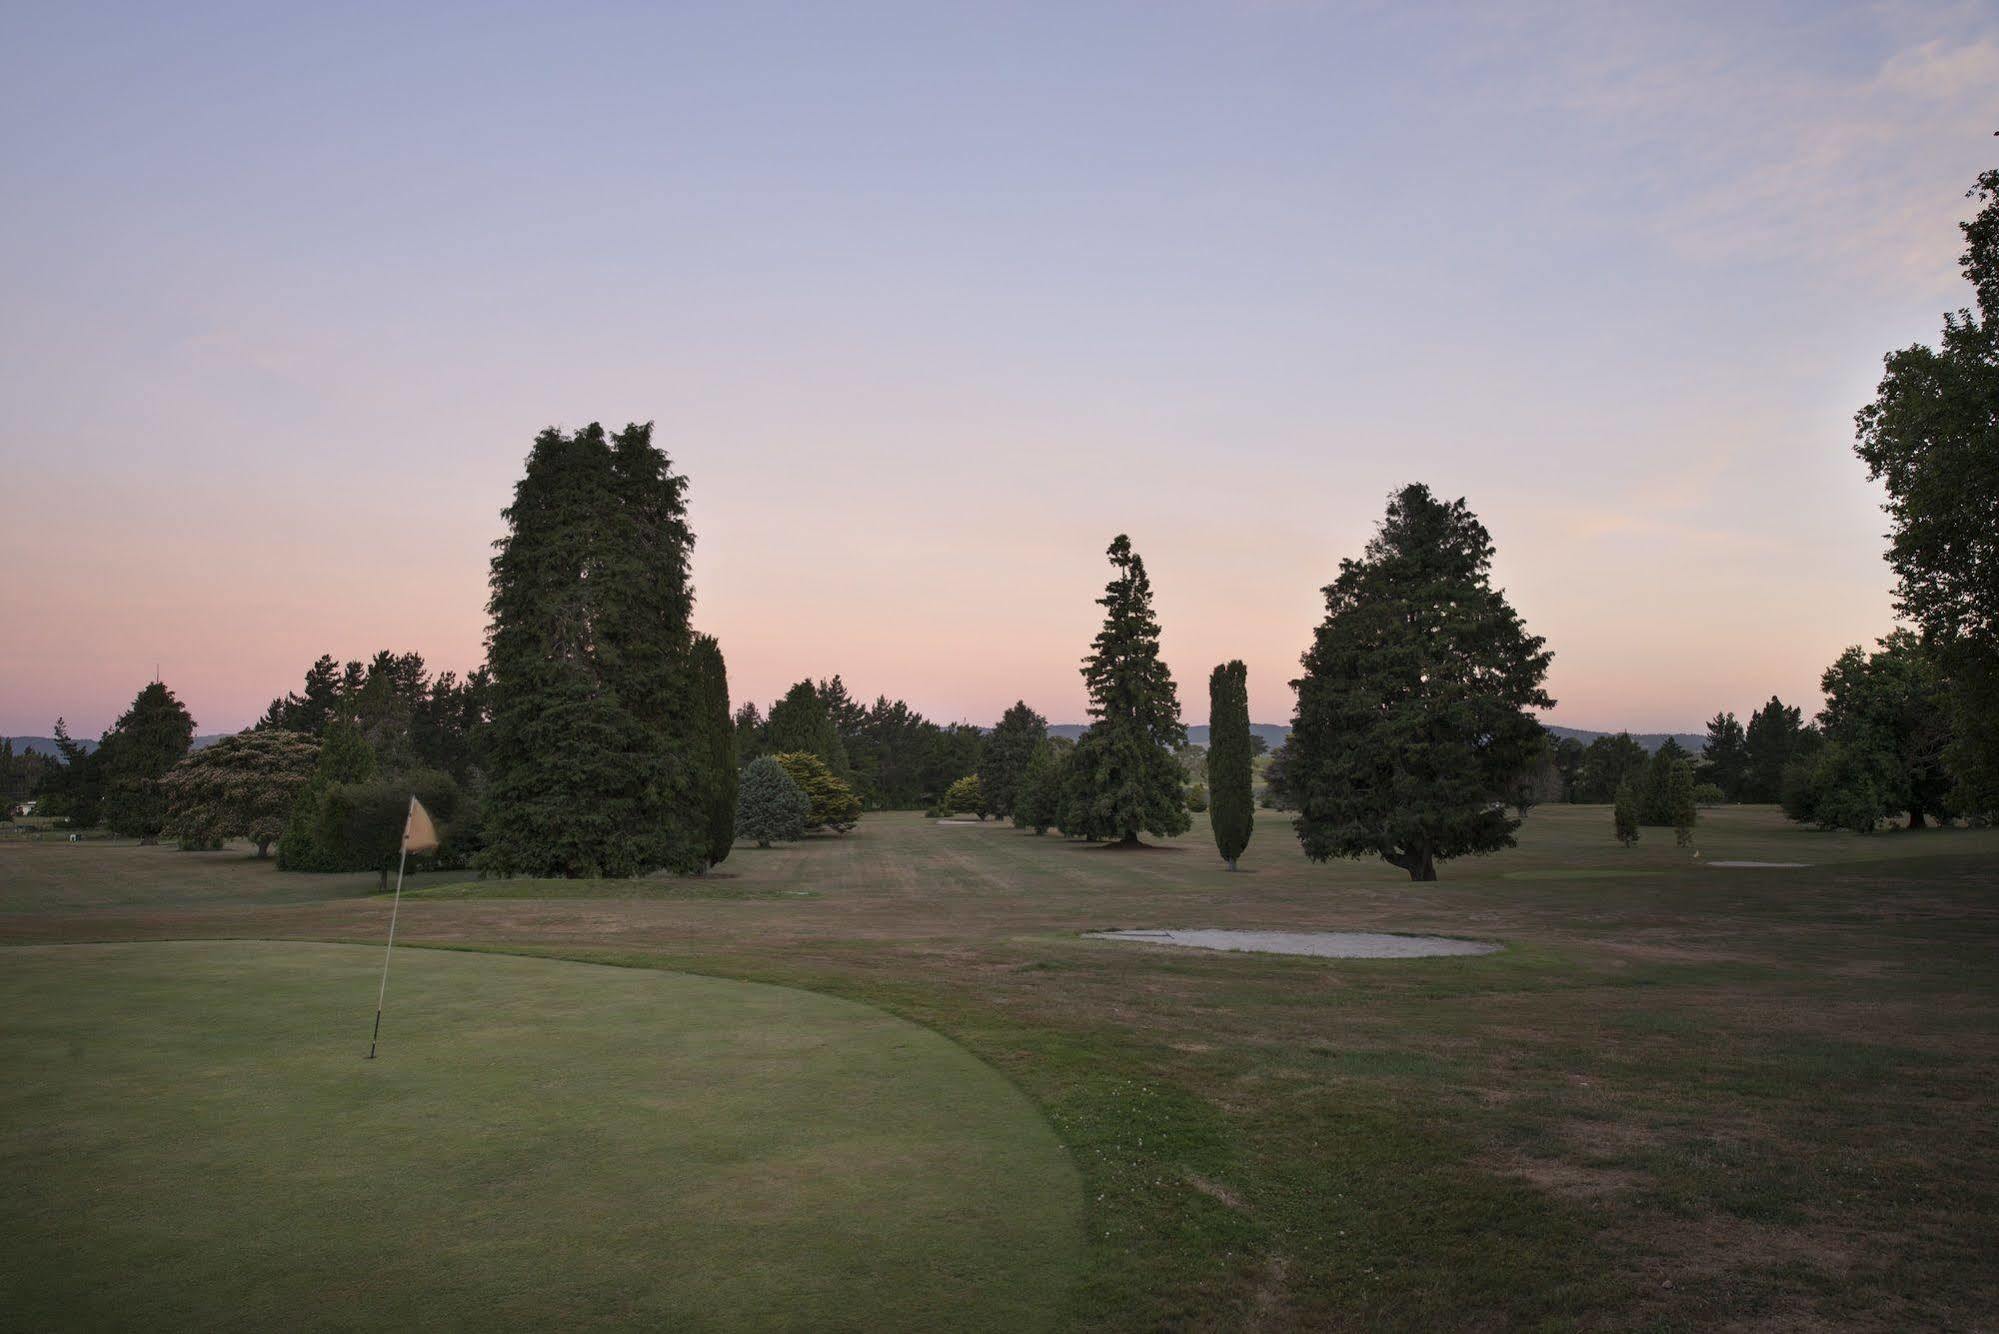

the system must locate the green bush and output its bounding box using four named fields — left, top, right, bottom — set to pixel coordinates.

left=941, top=775, right=986, bottom=819
left=773, top=752, right=862, bottom=833
left=737, top=756, right=810, bottom=847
